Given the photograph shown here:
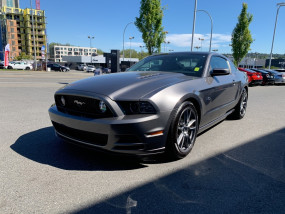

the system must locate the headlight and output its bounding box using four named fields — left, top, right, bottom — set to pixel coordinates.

left=118, top=101, right=157, bottom=115
left=99, top=100, right=107, bottom=113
